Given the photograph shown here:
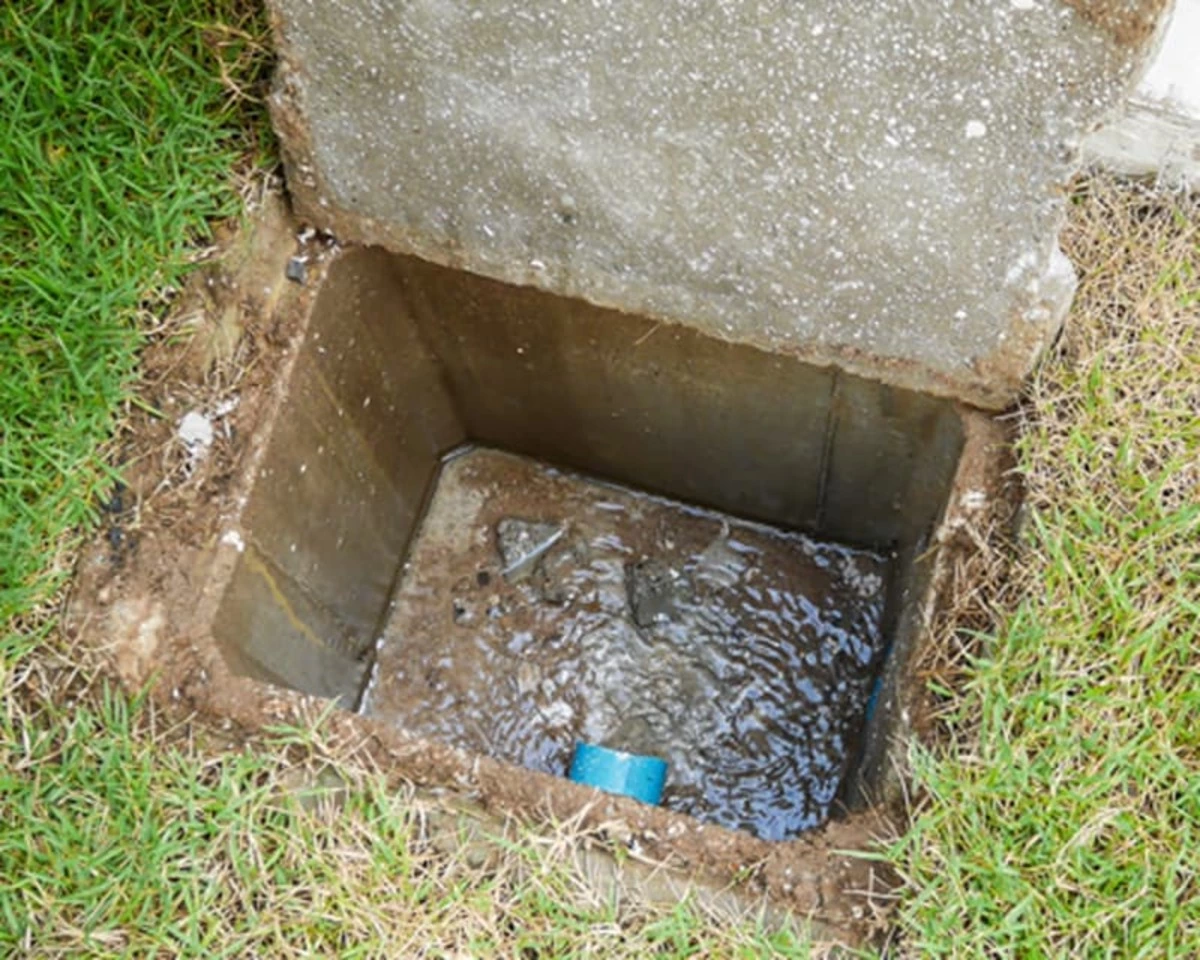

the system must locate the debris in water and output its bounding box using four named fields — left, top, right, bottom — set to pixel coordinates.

left=496, top=518, right=565, bottom=582
left=626, top=557, right=691, bottom=627
left=364, top=449, right=891, bottom=840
